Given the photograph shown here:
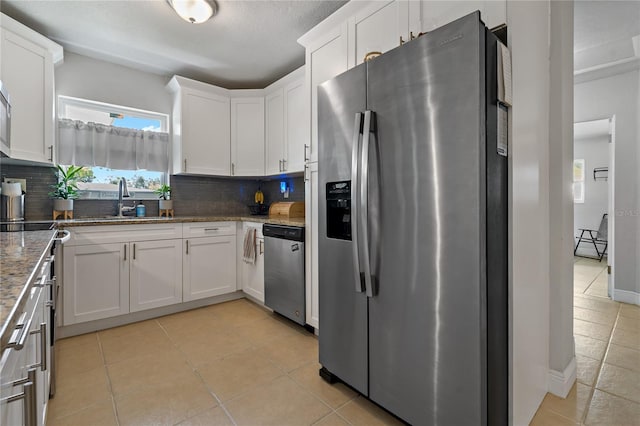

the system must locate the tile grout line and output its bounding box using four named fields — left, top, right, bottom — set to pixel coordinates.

left=96, top=331, right=121, bottom=426
left=155, top=318, right=239, bottom=426
left=579, top=303, right=622, bottom=424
